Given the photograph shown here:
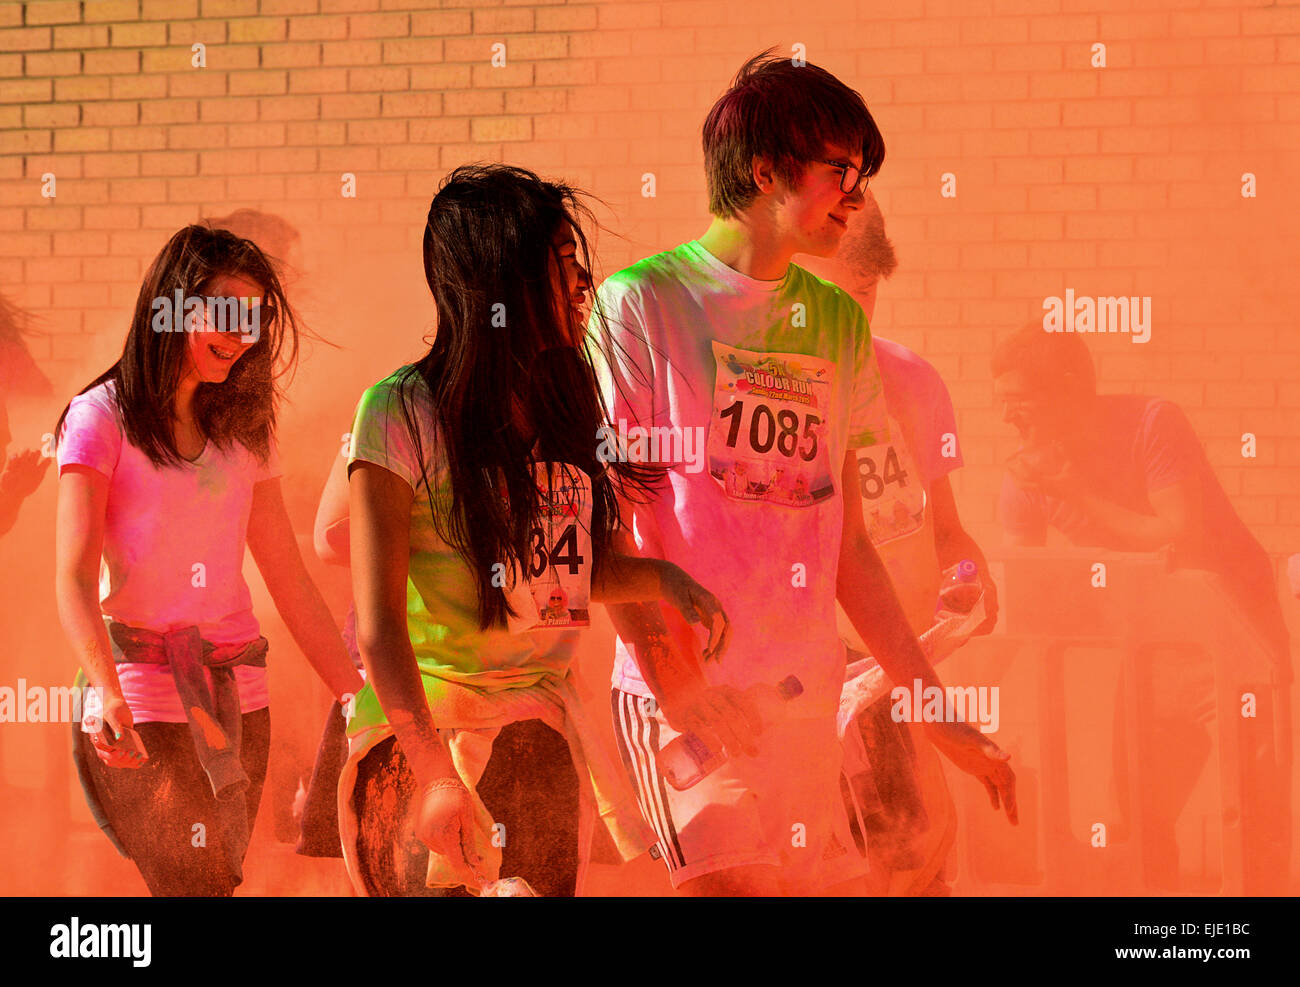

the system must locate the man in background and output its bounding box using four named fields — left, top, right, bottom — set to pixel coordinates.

left=0, top=397, right=50, bottom=538
left=994, top=326, right=1291, bottom=892
left=800, top=191, right=1003, bottom=895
